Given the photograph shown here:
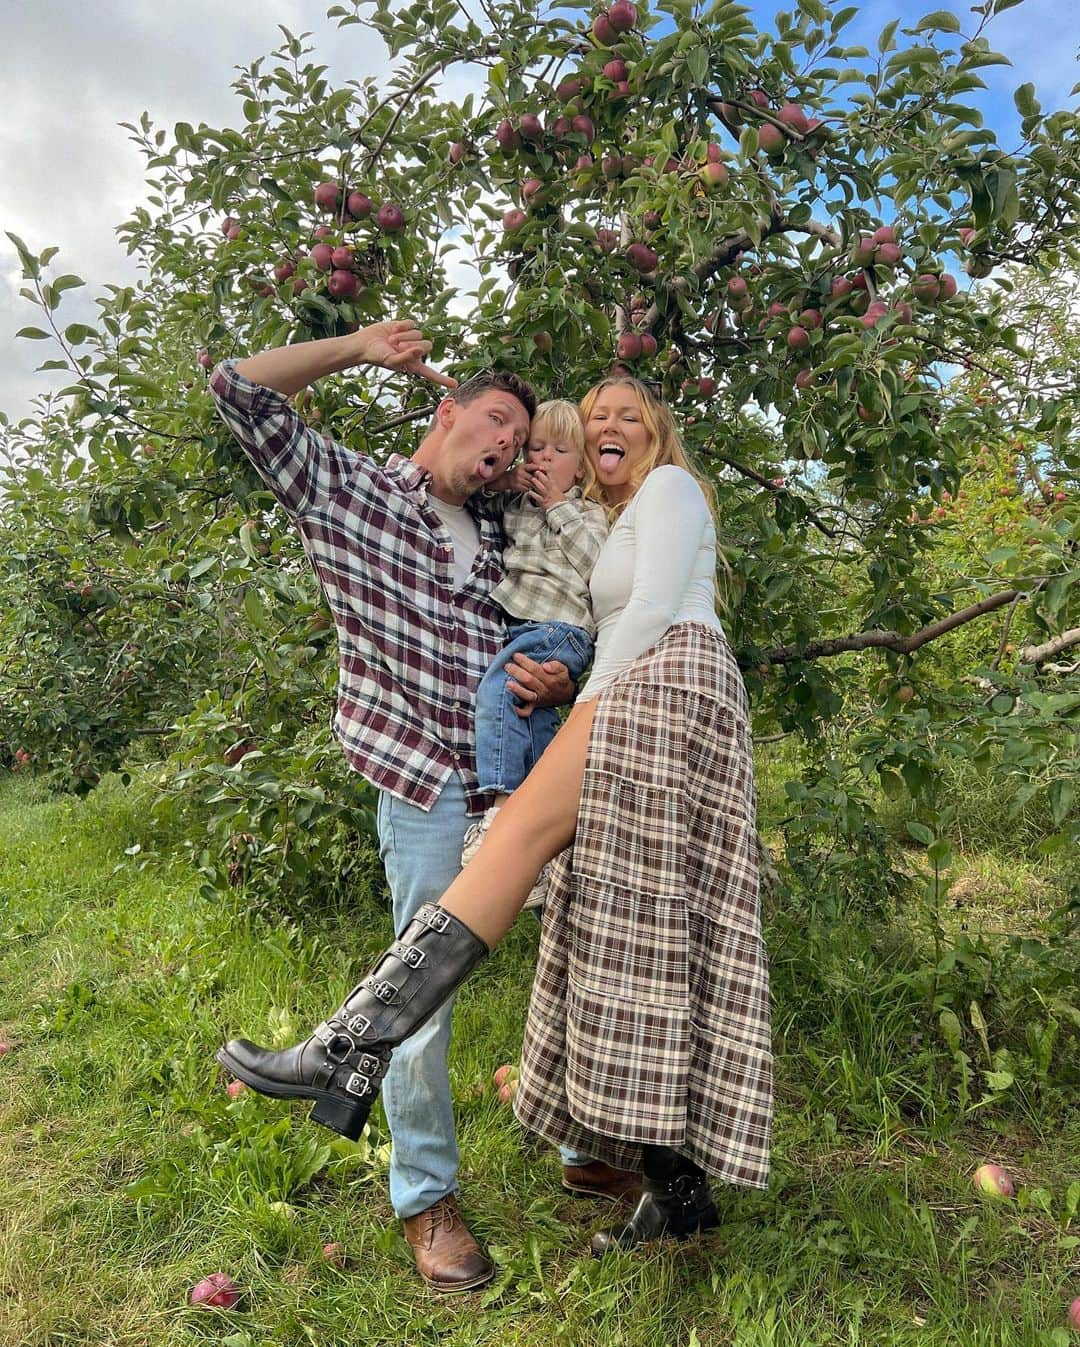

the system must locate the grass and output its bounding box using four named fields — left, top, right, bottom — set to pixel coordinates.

left=0, top=773, right=1077, bottom=1347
